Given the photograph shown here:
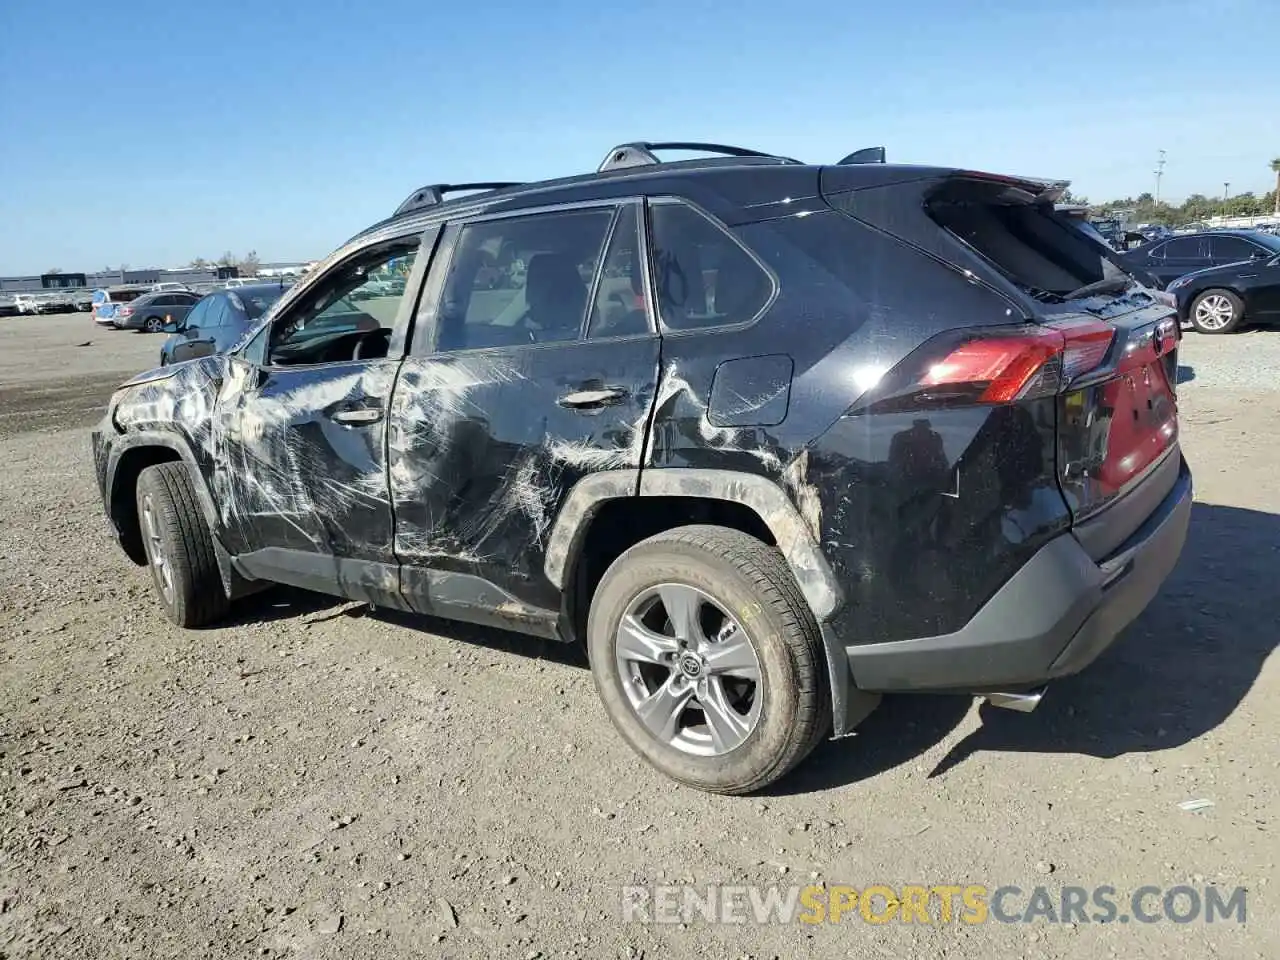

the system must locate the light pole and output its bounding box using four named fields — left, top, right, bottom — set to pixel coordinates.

left=1154, top=149, right=1166, bottom=204
left=1223, top=181, right=1231, bottom=218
